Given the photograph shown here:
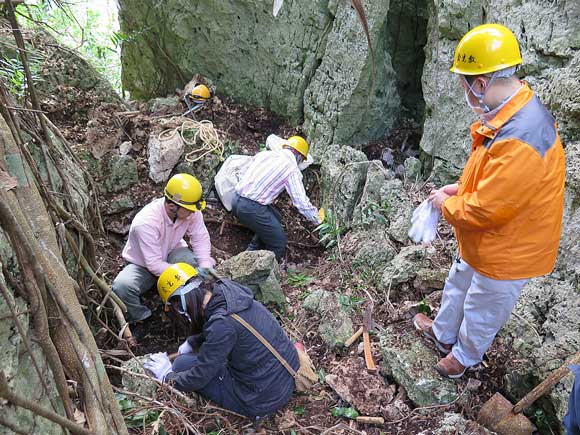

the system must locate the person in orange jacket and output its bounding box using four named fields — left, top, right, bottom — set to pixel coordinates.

left=413, top=24, right=566, bottom=378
